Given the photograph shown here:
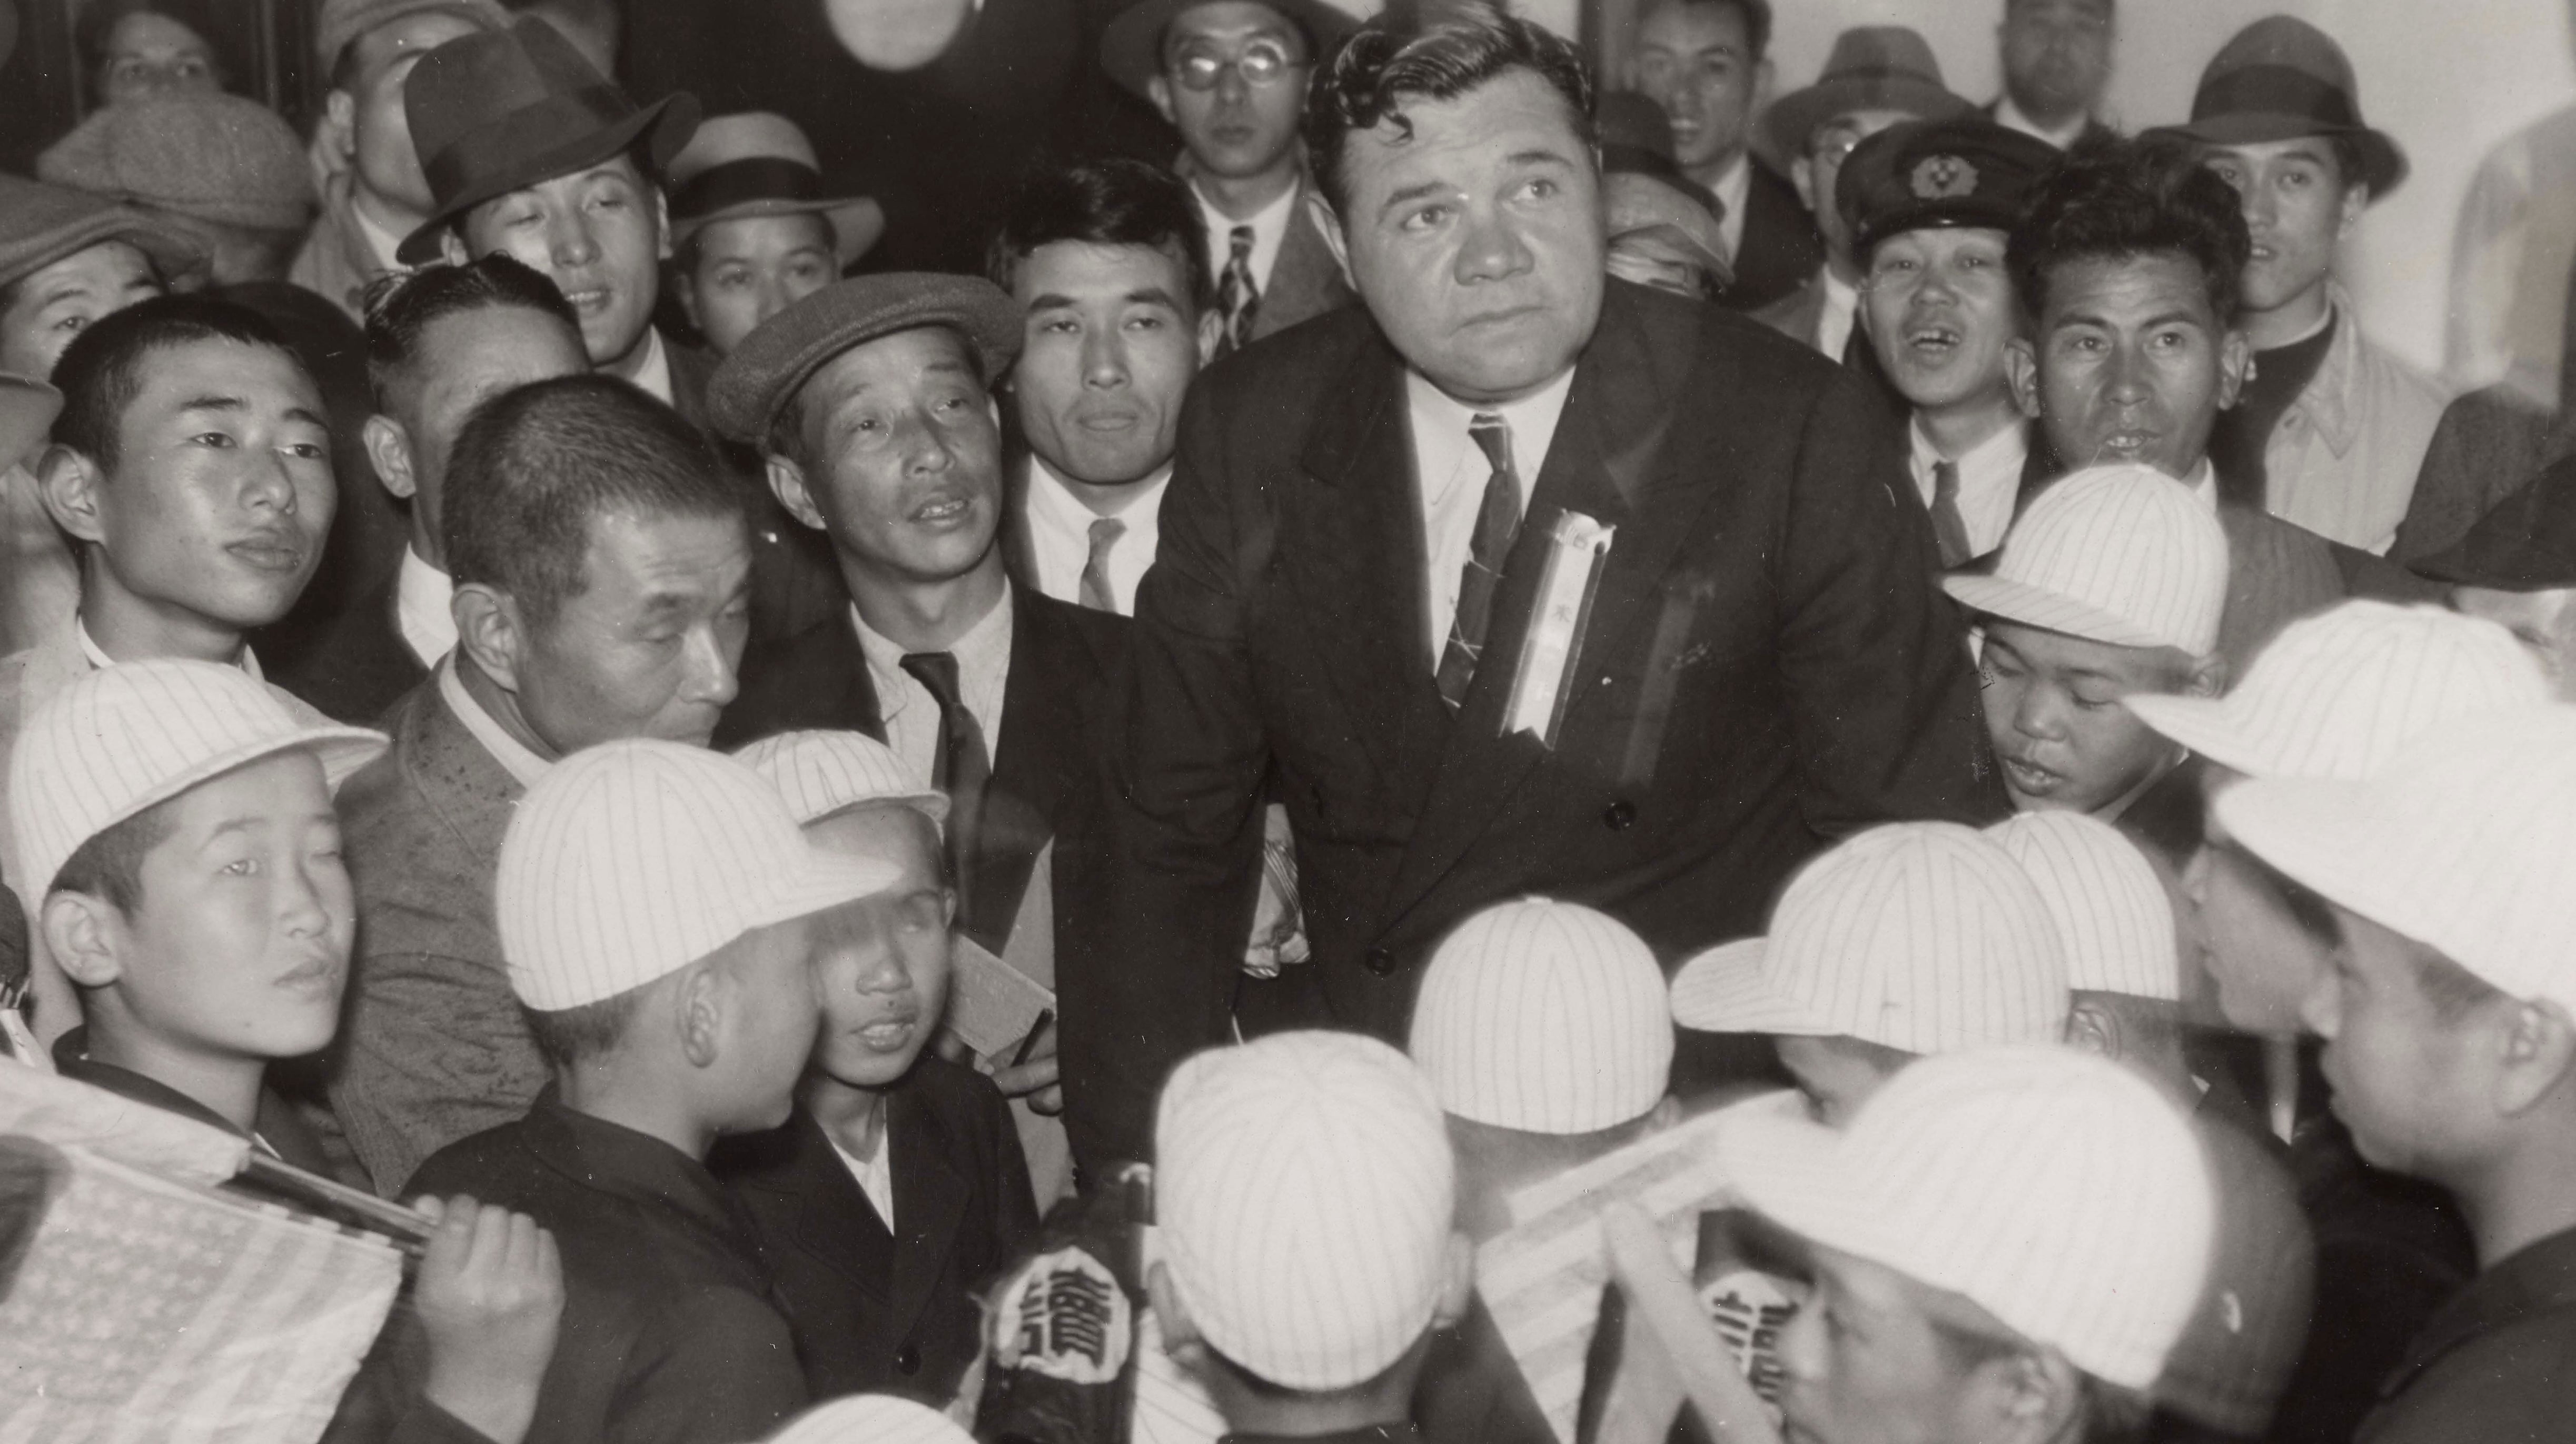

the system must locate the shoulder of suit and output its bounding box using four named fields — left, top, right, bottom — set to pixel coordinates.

left=1195, top=300, right=1385, bottom=400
